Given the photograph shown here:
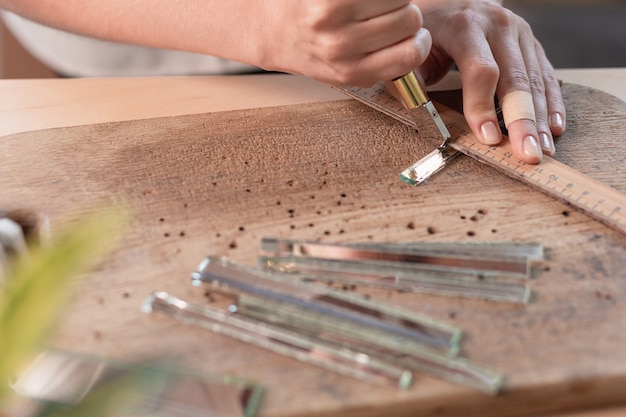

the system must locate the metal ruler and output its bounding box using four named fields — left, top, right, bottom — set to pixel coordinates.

left=335, top=83, right=626, bottom=236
